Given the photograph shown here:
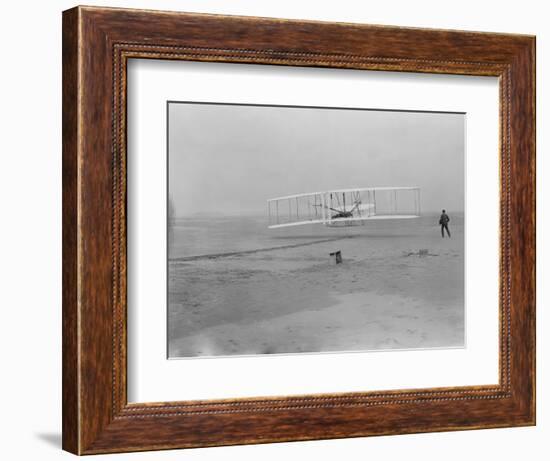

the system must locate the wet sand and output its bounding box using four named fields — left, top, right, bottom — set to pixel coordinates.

left=168, top=217, right=464, bottom=358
